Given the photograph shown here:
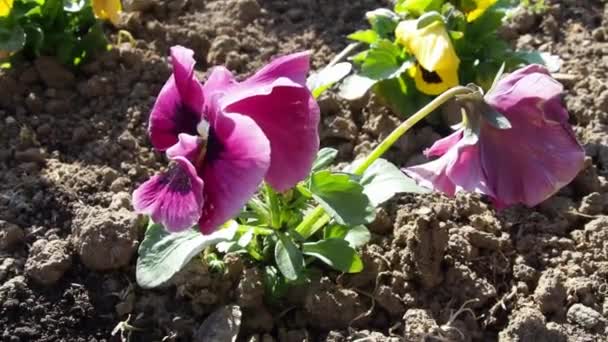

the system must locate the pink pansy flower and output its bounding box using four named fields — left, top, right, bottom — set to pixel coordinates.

left=405, top=64, right=585, bottom=208
left=133, top=46, right=320, bottom=233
